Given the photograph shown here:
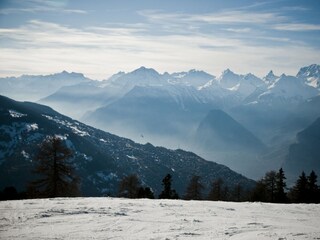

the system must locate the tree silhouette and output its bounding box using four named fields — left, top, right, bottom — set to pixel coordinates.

left=250, top=179, right=268, bottom=202
left=232, top=183, right=244, bottom=202
left=184, top=175, right=204, bottom=200
left=290, top=171, right=308, bottom=203
left=29, top=135, right=79, bottom=198
left=307, top=170, right=319, bottom=203
left=274, top=168, right=287, bottom=203
left=137, top=186, right=154, bottom=199
left=118, top=174, right=140, bottom=198
left=264, top=171, right=277, bottom=202
left=118, top=174, right=154, bottom=199
left=250, top=171, right=278, bottom=202
left=158, top=174, right=179, bottom=199
left=208, top=178, right=227, bottom=201
left=0, top=186, right=18, bottom=200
